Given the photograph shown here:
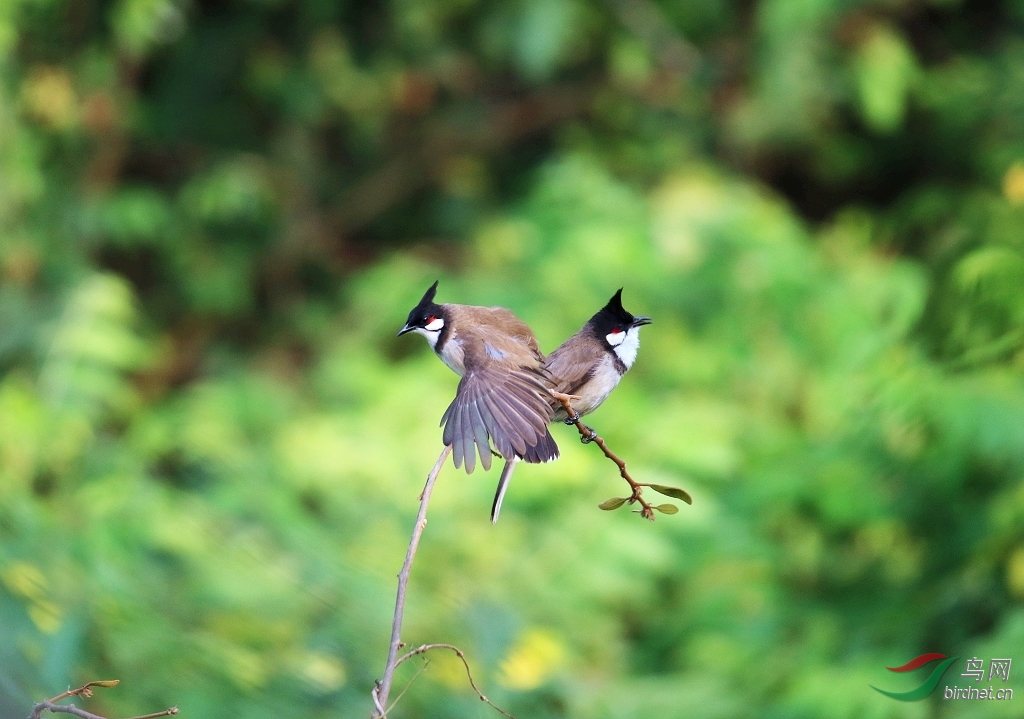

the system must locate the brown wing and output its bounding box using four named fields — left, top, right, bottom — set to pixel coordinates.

left=441, top=363, right=557, bottom=472
left=441, top=331, right=557, bottom=473
left=459, top=306, right=545, bottom=363
left=542, top=332, right=596, bottom=396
